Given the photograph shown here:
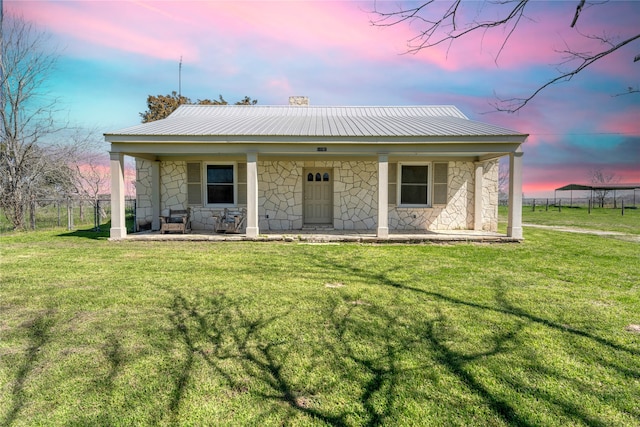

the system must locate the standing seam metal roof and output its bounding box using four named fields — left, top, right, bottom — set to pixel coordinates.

left=107, top=104, right=525, bottom=138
